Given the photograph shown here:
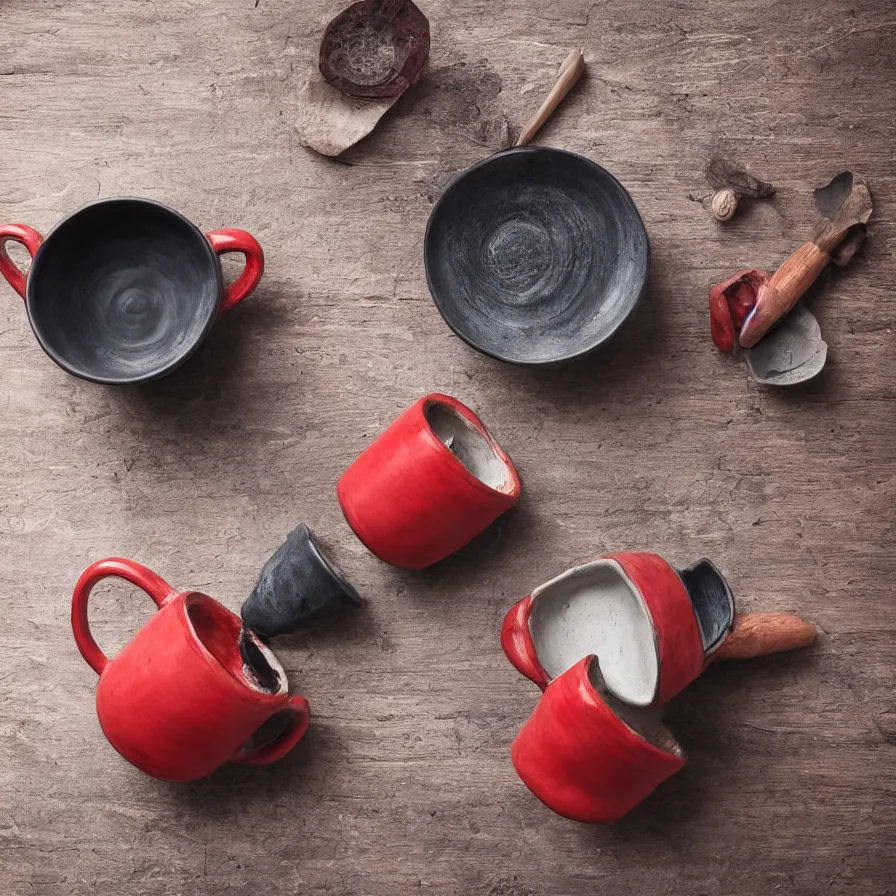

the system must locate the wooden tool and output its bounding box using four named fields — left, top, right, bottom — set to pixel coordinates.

left=711, top=171, right=873, bottom=351
left=709, top=612, right=817, bottom=663
left=515, top=49, right=586, bottom=147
